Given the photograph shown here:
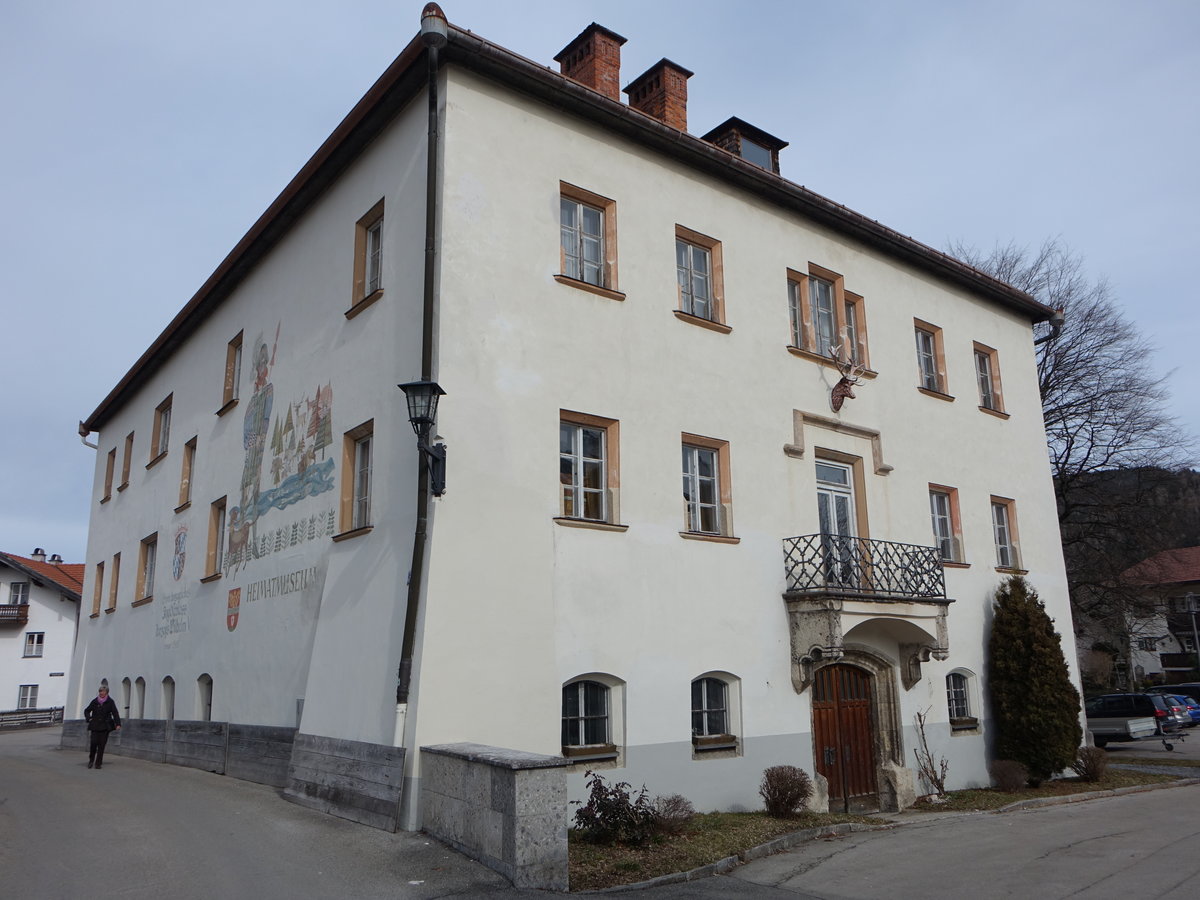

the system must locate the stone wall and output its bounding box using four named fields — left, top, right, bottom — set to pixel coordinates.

left=421, top=743, right=571, bottom=891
